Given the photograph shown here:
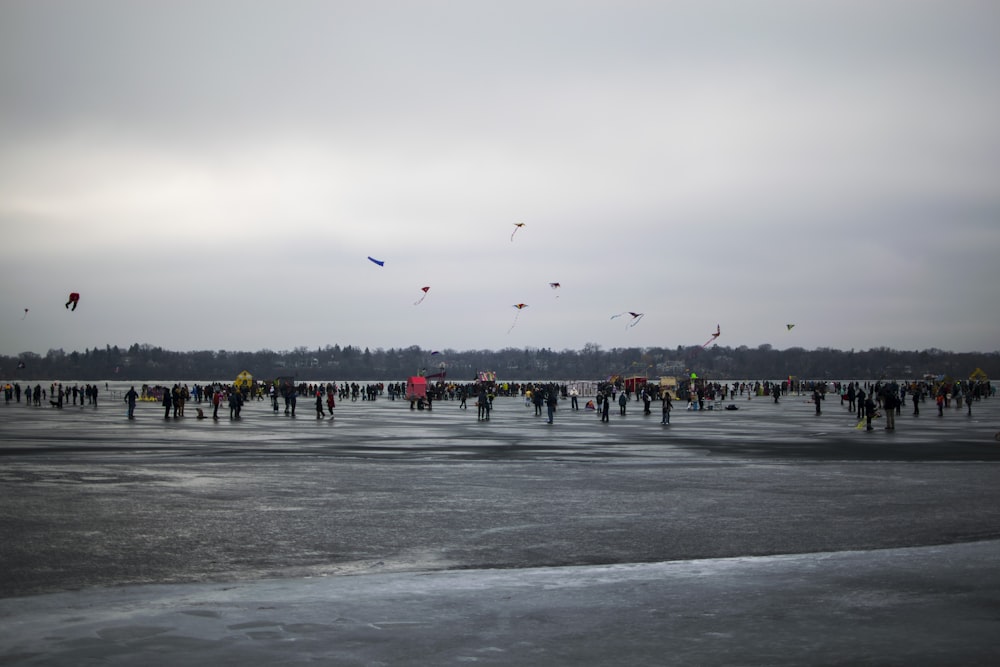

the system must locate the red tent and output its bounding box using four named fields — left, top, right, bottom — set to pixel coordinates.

left=624, top=376, right=647, bottom=393
left=405, top=376, right=427, bottom=401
